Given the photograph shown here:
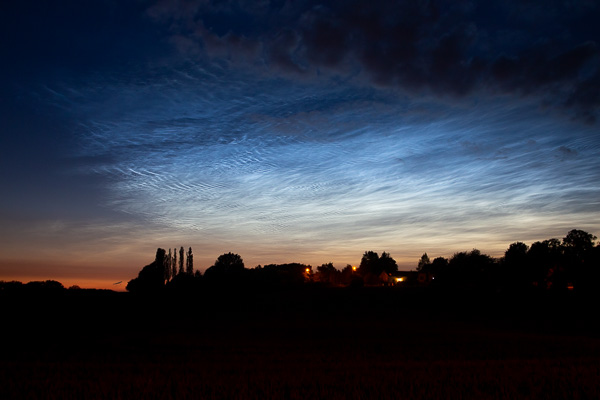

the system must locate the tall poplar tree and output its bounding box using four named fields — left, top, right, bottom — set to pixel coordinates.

left=172, top=248, right=178, bottom=278
left=186, top=247, right=194, bottom=275
left=179, top=246, right=184, bottom=275
left=165, top=248, right=172, bottom=281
